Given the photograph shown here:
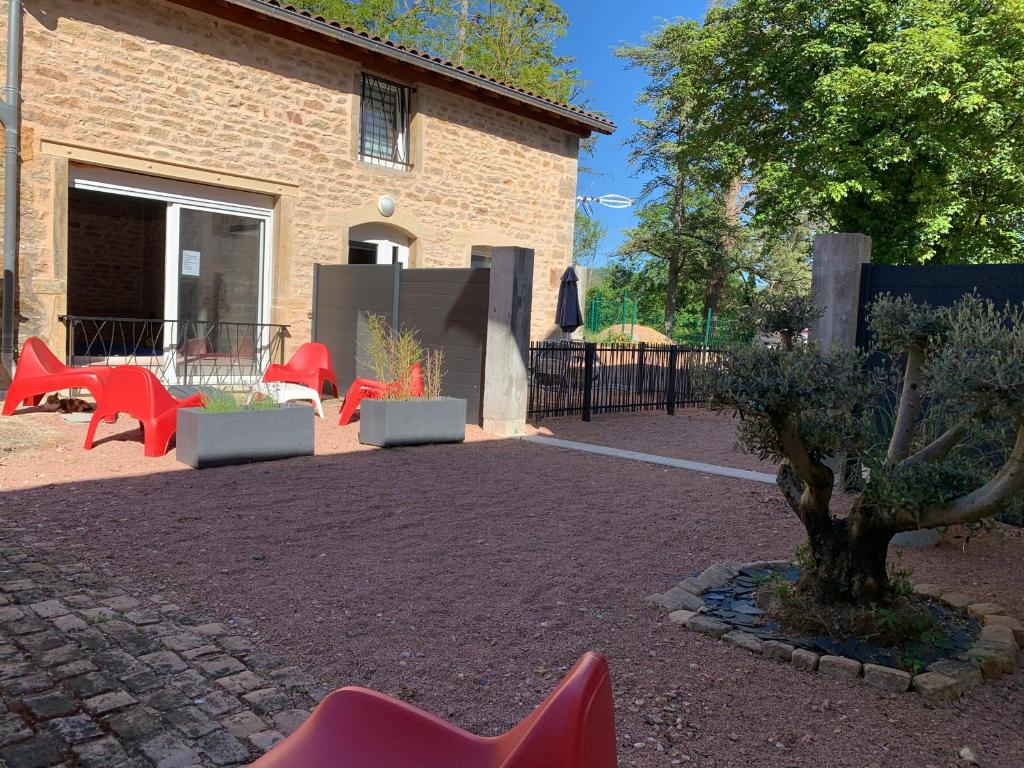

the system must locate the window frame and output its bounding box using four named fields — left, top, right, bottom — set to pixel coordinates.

left=358, top=74, right=414, bottom=171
